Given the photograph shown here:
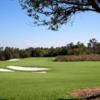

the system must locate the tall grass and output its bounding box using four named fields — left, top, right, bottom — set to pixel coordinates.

left=55, top=54, right=100, bottom=61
